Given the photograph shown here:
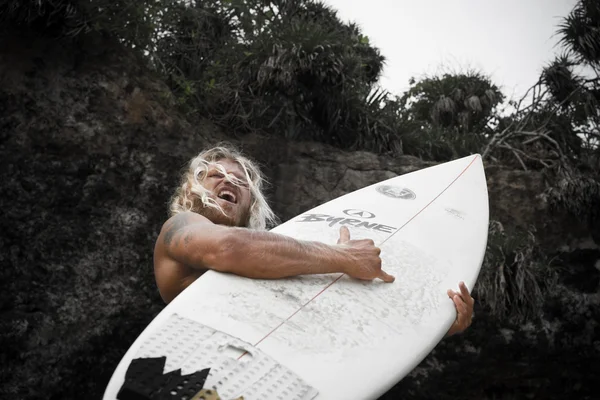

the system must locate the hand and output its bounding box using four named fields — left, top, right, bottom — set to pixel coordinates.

left=446, top=281, right=474, bottom=336
left=337, top=226, right=395, bottom=283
